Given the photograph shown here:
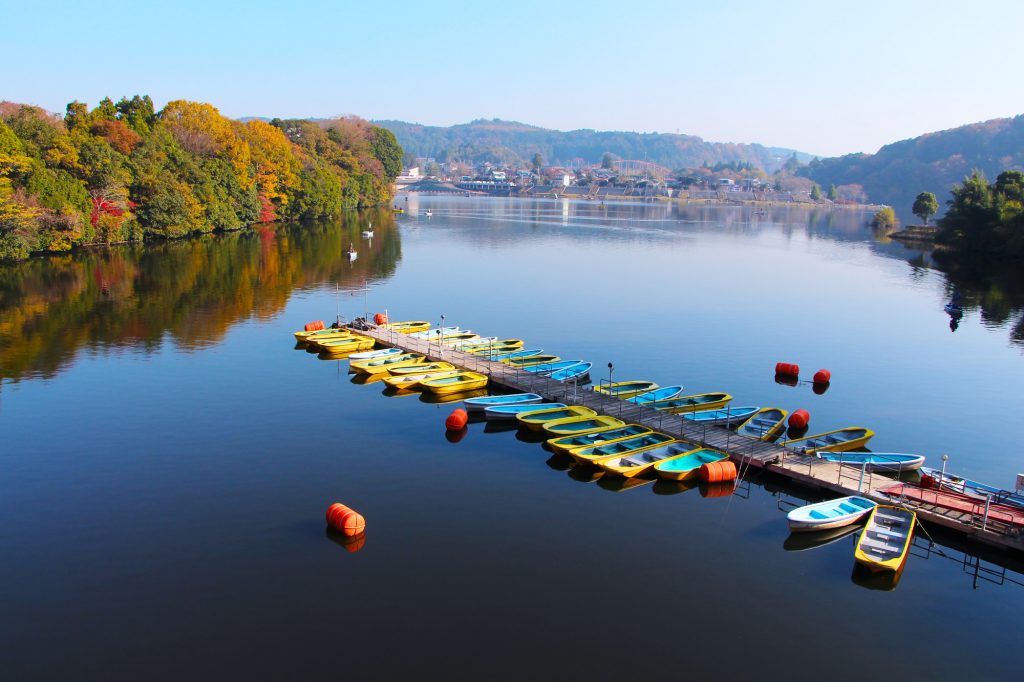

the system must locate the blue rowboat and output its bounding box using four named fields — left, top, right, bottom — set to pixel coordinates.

left=463, top=393, right=543, bottom=413
left=816, top=452, right=925, bottom=471
left=550, top=362, right=592, bottom=383
left=682, top=405, right=759, bottom=426
left=523, top=360, right=584, bottom=375
left=920, top=467, right=1024, bottom=509
left=652, top=448, right=728, bottom=481
left=787, top=496, right=877, bottom=531
left=628, top=385, right=684, bottom=404
left=736, top=408, right=788, bottom=441
left=484, top=403, right=566, bottom=421
left=480, top=348, right=544, bottom=361
left=347, top=347, right=402, bottom=361
left=408, top=326, right=461, bottom=339
left=546, top=424, right=653, bottom=455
